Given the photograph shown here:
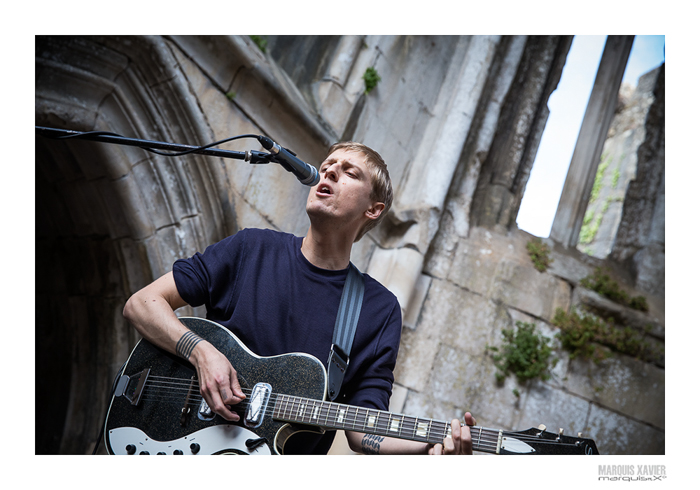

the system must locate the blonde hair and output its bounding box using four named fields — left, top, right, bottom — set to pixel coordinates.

left=326, top=142, right=393, bottom=241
